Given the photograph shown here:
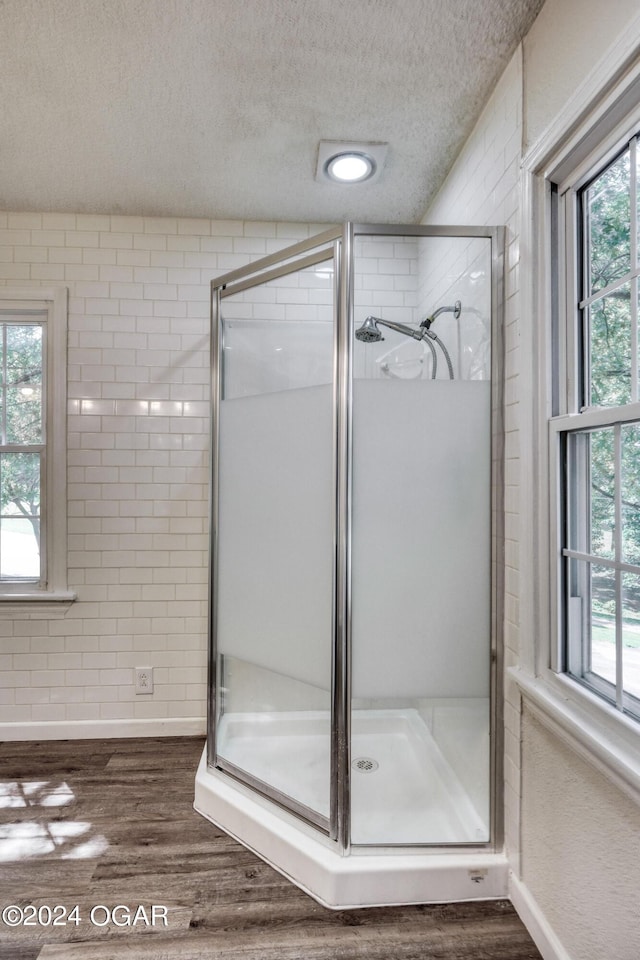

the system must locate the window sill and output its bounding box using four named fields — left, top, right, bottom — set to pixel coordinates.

left=510, top=666, right=640, bottom=806
left=0, top=591, right=77, bottom=618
